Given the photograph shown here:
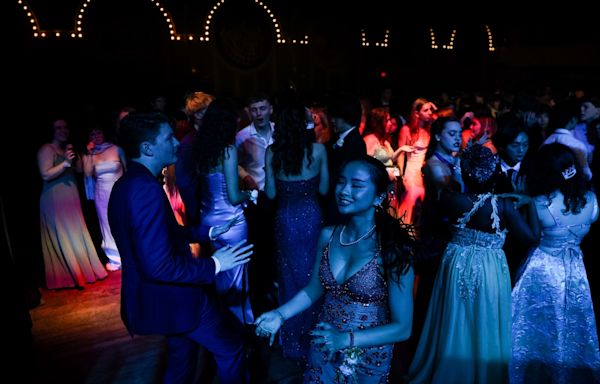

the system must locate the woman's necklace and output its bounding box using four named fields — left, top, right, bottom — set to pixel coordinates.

left=433, top=151, right=458, bottom=173
left=339, top=224, right=376, bottom=246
